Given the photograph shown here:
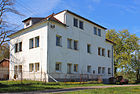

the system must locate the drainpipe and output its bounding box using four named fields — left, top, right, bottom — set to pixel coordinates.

left=112, top=45, right=114, bottom=77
